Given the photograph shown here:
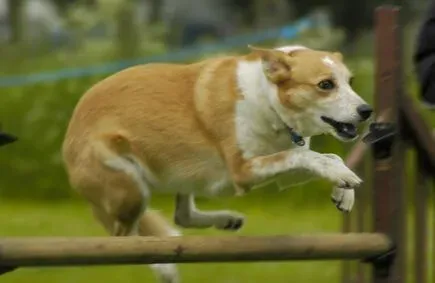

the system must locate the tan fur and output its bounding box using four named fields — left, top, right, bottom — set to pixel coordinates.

left=62, top=56, right=242, bottom=240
